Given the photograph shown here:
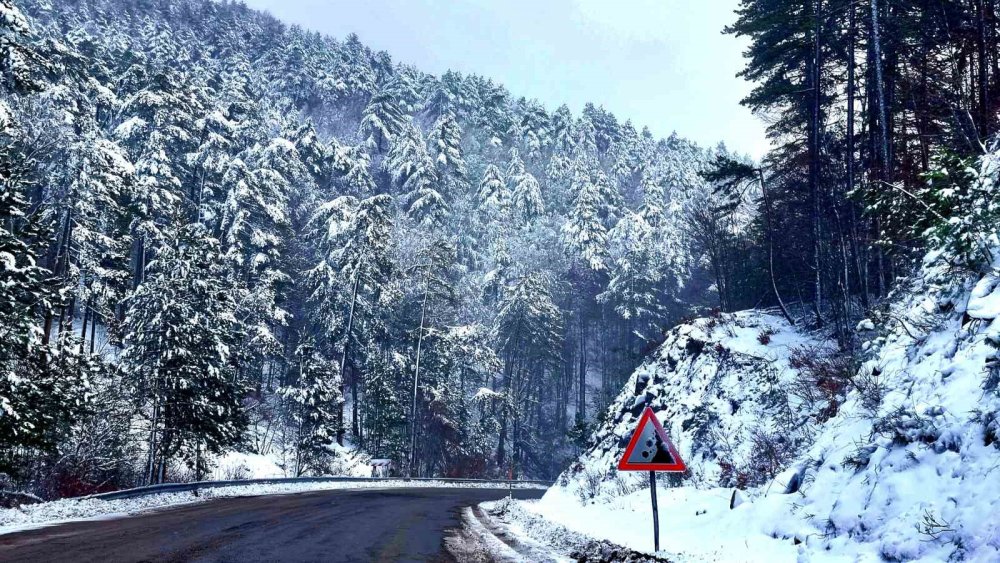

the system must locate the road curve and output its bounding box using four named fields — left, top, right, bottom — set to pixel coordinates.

left=0, top=487, right=545, bottom=562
